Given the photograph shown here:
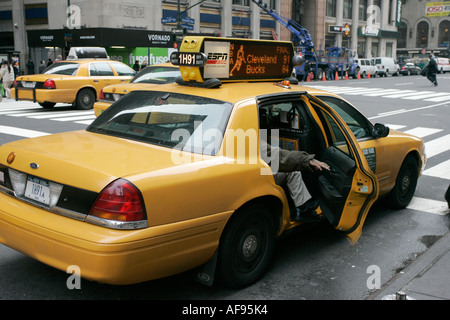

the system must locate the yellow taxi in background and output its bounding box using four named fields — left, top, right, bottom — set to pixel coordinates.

left=12, top=59, right=135, bottom=110
left=0, top=37, right=425, bottom=288
left=94, top=63, right=180, bottom=117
